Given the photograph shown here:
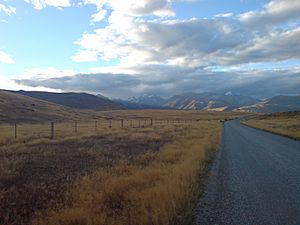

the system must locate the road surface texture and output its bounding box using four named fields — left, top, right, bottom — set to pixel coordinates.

left=194, top=120, right=300, bottom=225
